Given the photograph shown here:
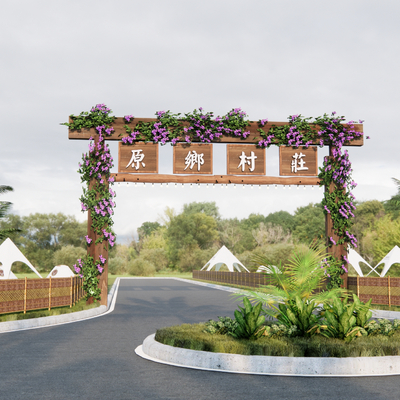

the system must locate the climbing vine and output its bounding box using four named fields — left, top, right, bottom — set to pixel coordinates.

left=65, top=105, right=365, bottom=290
left=64, top=104, right=116, bottom=300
